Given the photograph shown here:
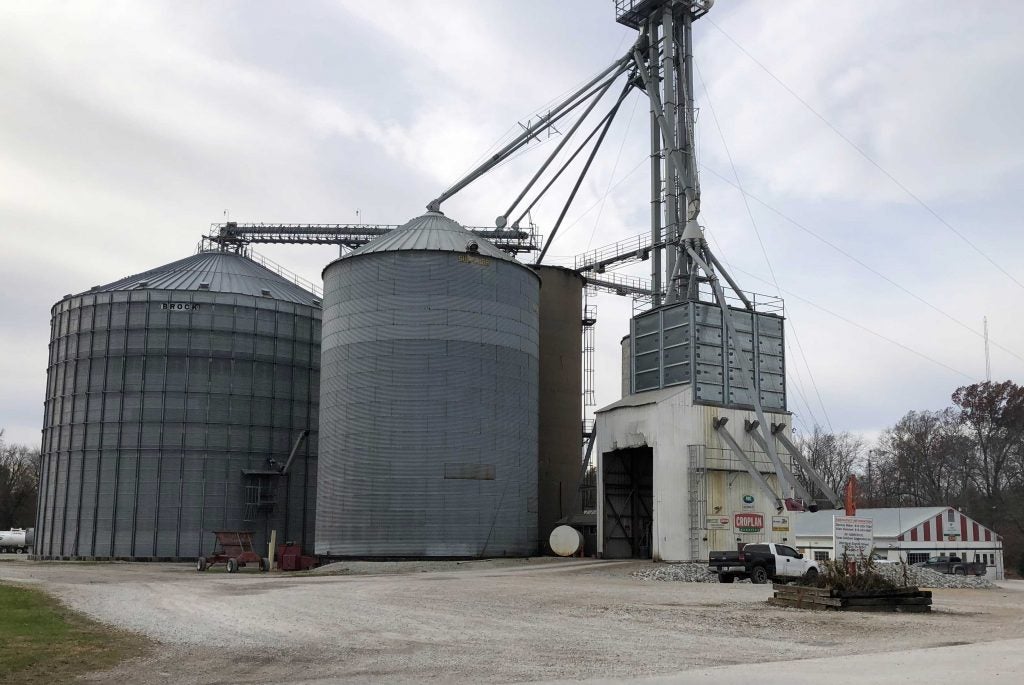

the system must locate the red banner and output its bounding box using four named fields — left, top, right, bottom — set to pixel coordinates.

left=734, top=512, right=764, bottom=533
